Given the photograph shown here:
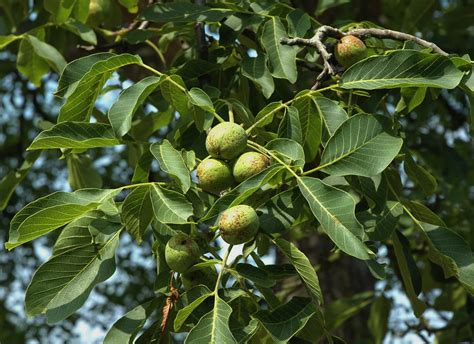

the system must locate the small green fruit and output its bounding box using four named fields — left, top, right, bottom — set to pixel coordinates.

left=165, top=233, right=200, bottom=273
left=182, top=267, right=218, bottom=290
left=197, top=159, right=234, bottom=194
left=206, top=122, right=247, bottom=160
left=219, top=205, right=259, bottom=245
left=334, top=35, right=368, bottom=68
left=233, top=152, right=270, bottom=182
